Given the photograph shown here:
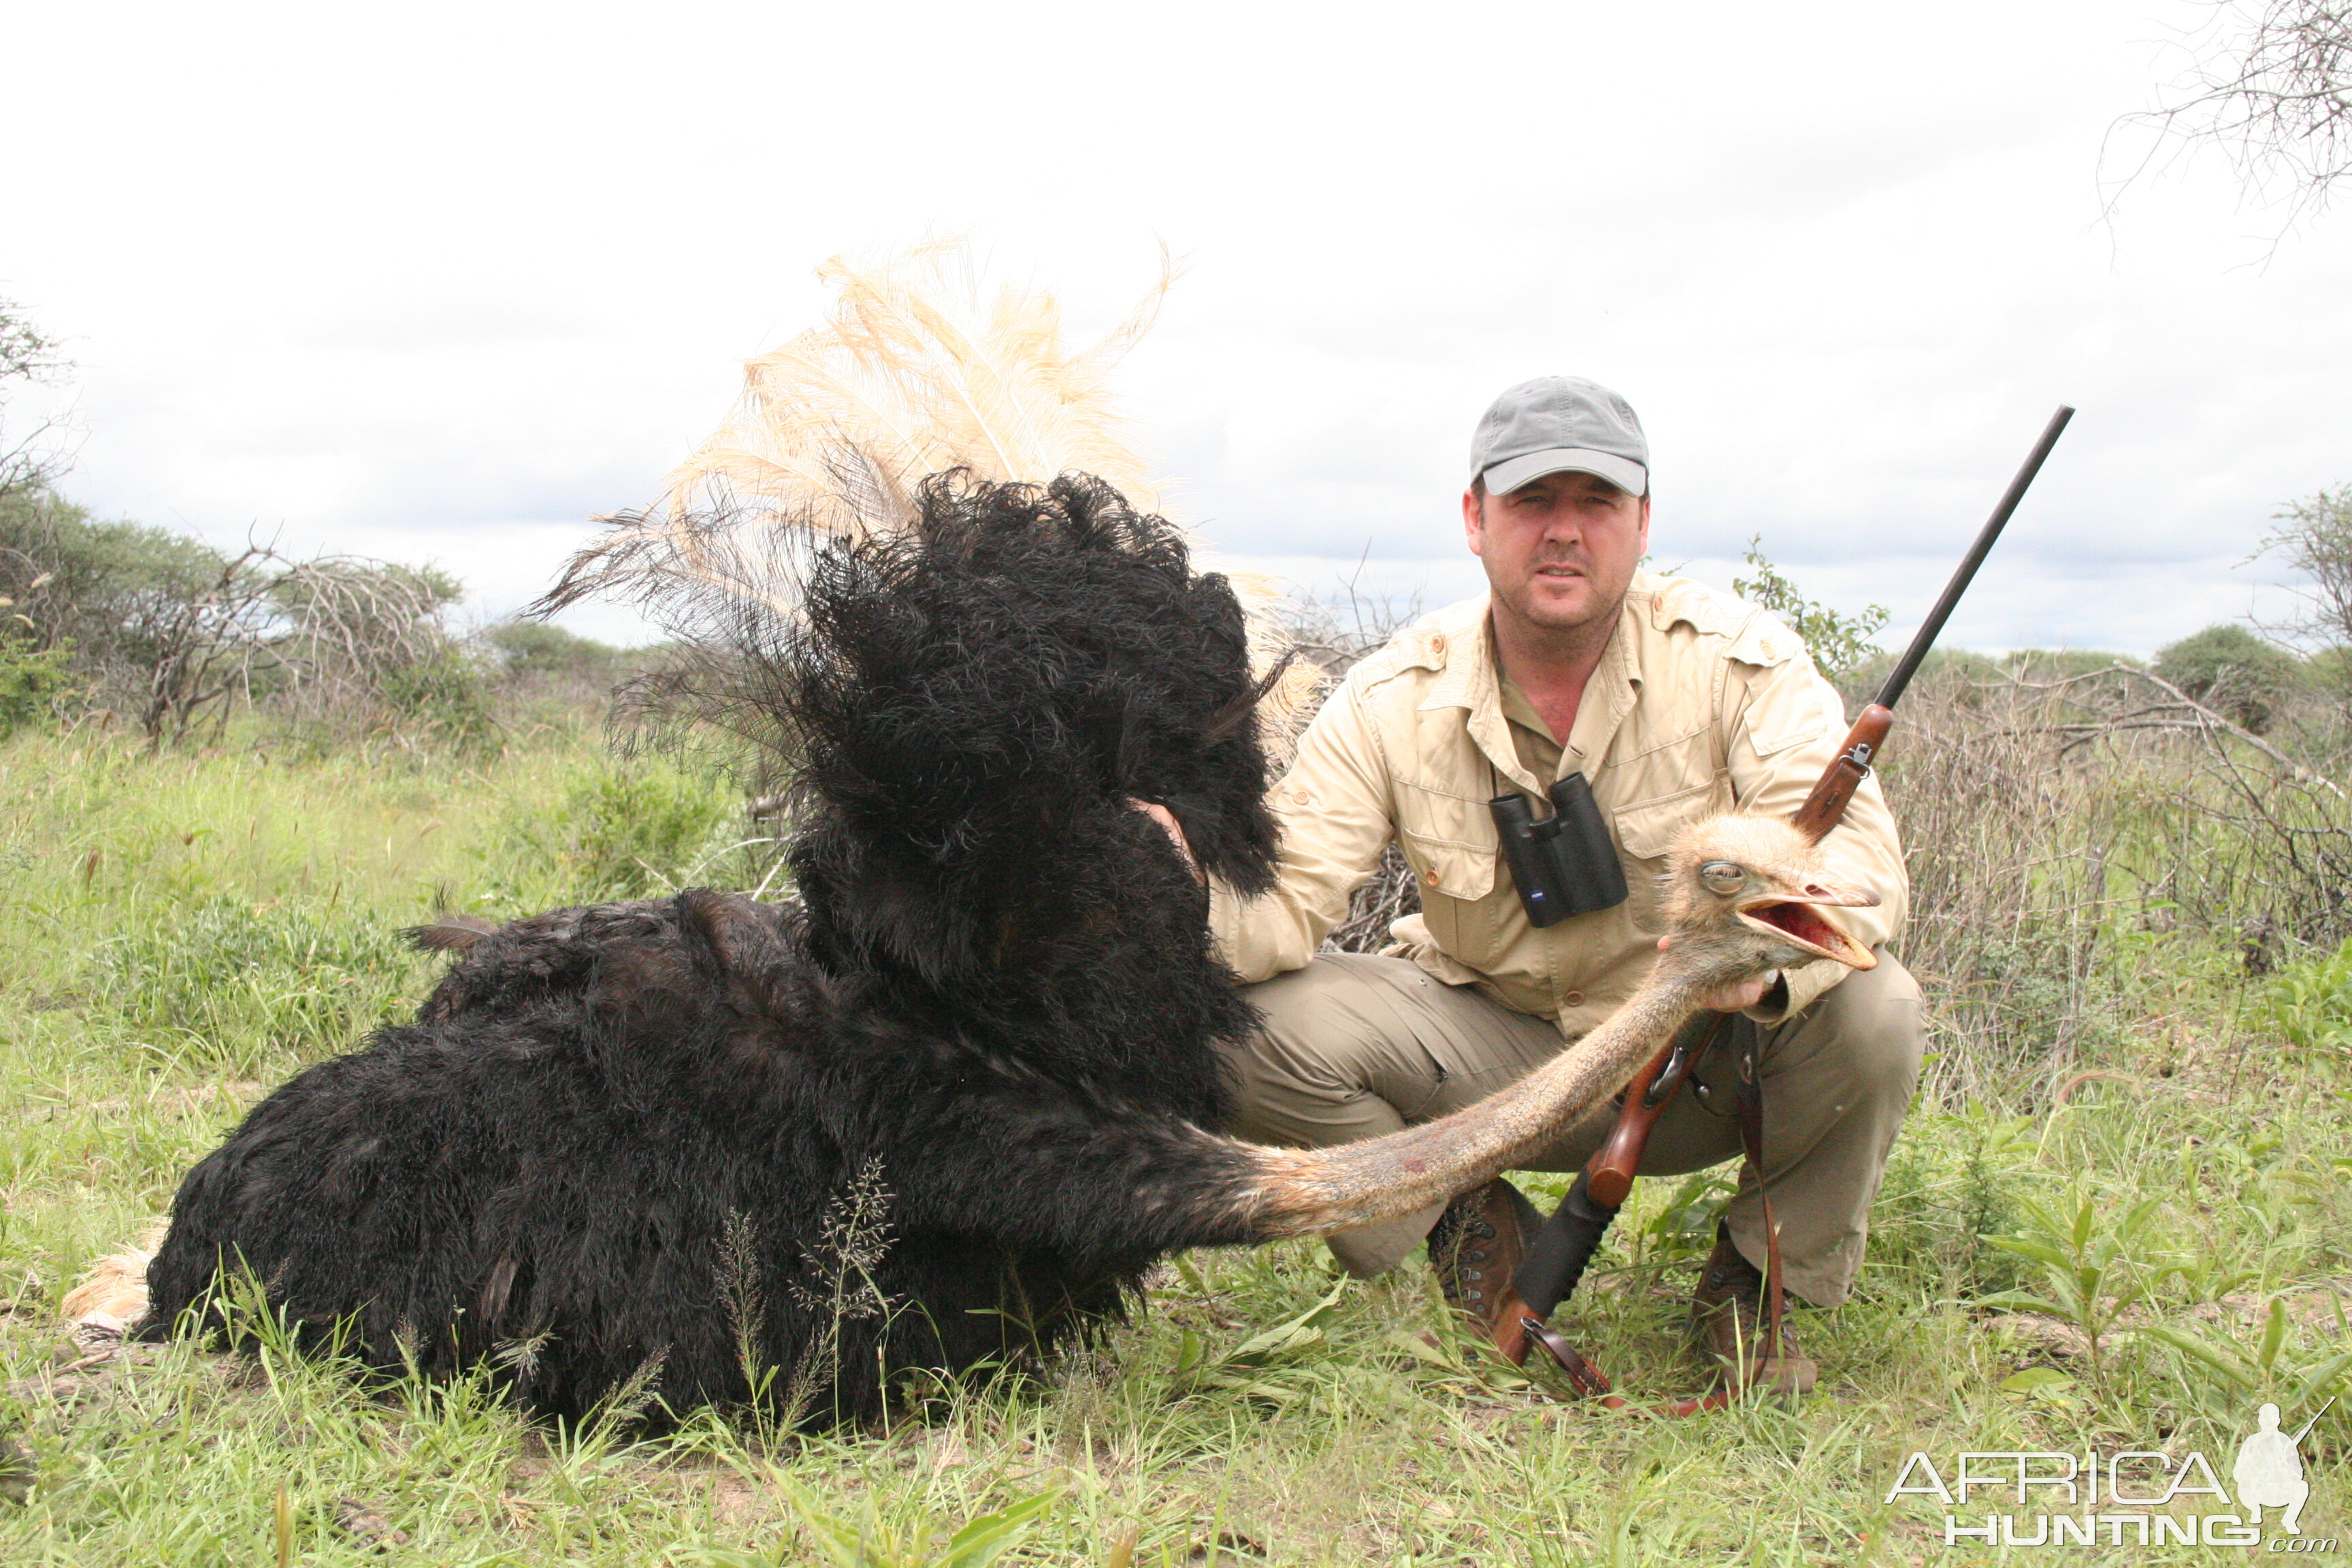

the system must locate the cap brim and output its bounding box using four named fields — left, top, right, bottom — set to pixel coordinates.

left=1482, top=448, right=1648, bottom=497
